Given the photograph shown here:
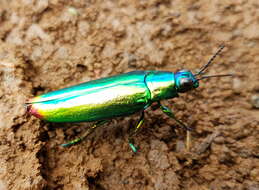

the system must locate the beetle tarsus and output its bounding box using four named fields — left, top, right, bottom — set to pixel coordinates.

left=61, top=120, right=107, bottom=148
left=61, top=138, right=82, bottom=147
left=128, top=112, right=145, bottom=152
left=129, top=140, right=139, bottom=153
